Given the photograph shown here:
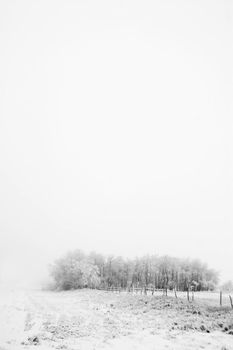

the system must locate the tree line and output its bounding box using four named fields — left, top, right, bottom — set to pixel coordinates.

left=50, top=249, right=219, bottom=292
